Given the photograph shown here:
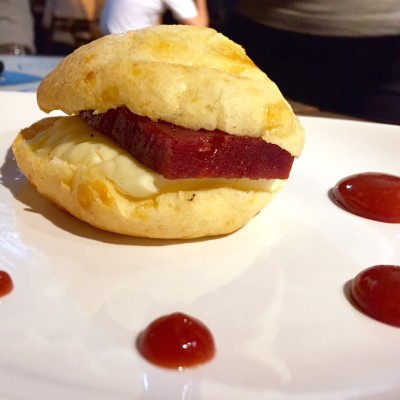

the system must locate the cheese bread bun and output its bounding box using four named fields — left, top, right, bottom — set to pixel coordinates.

left=12, top=25, right=304, bottom=239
